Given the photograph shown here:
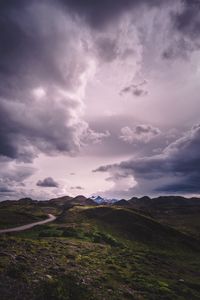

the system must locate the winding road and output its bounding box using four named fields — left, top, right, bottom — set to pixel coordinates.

left=0, top=214, right=56, bottom=234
